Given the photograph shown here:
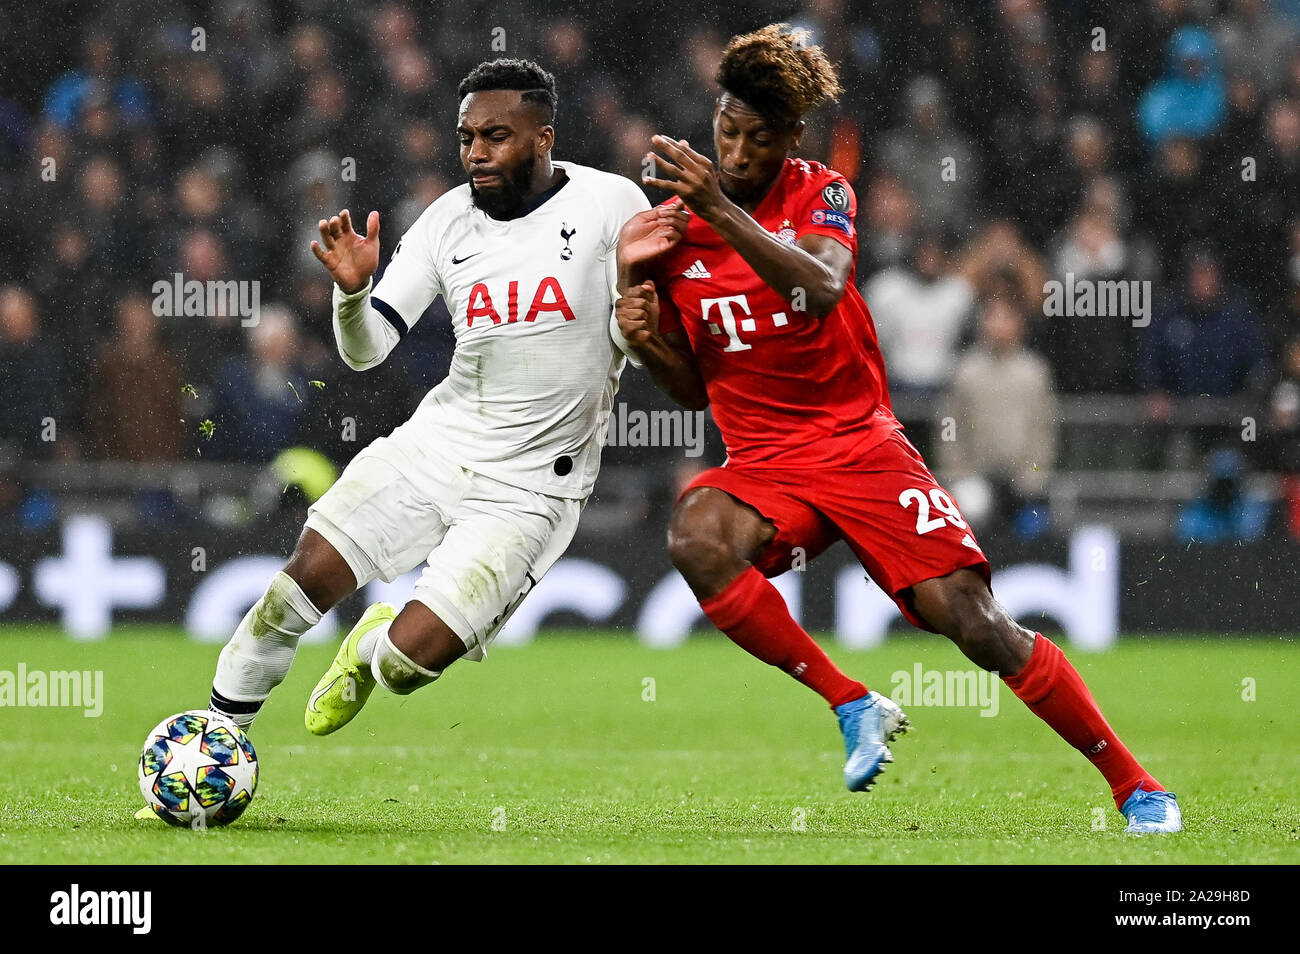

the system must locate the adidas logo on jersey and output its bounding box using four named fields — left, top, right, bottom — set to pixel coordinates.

left=682, top=260, right=711, bottom=279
